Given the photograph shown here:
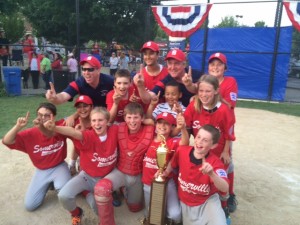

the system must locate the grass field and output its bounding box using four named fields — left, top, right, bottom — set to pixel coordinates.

left=1, top=95, right=300, bottom=137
